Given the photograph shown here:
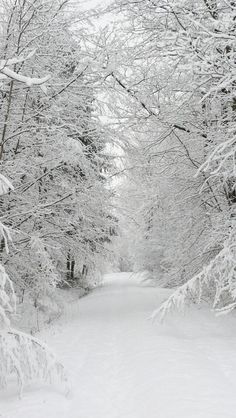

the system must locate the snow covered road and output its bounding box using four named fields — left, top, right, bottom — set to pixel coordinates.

left=2, top=272, right=236, bottom=418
